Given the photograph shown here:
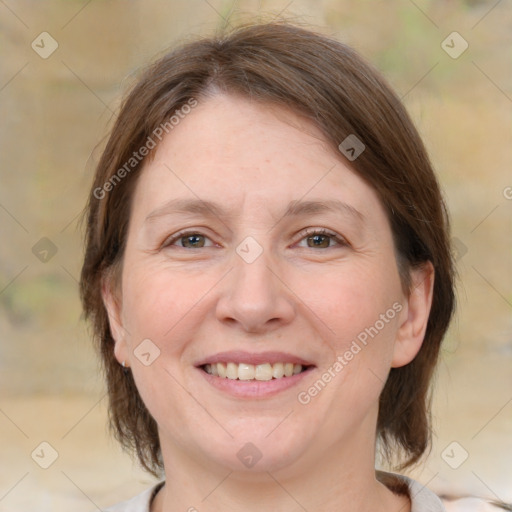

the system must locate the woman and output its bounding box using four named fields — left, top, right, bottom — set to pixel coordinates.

left=79, top=22, right=501, bottom=512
